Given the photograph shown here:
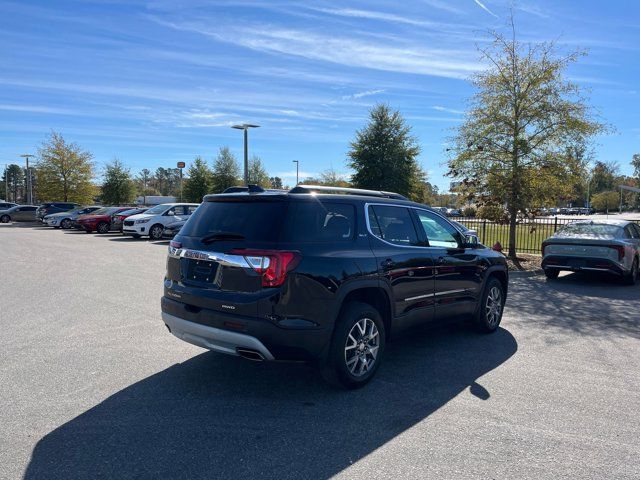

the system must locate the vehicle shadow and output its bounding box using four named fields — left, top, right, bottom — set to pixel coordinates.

left=0, top=222, right=48, bottom=229
left=24, top=326, right=517, bottom=479
left=108, top=236, right=142, bottom=242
